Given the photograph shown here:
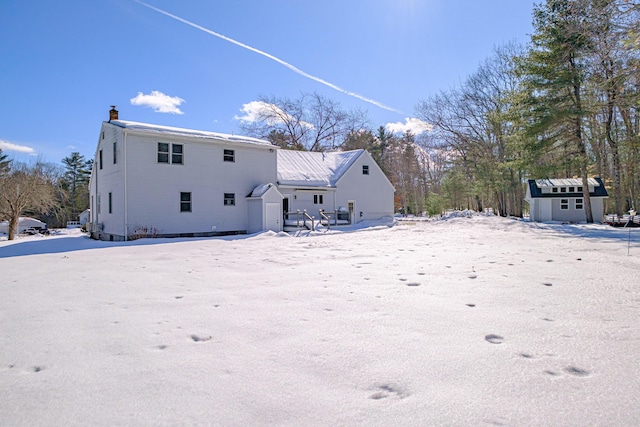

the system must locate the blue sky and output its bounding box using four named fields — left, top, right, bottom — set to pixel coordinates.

left=0, top=0, right=536, bottom=164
